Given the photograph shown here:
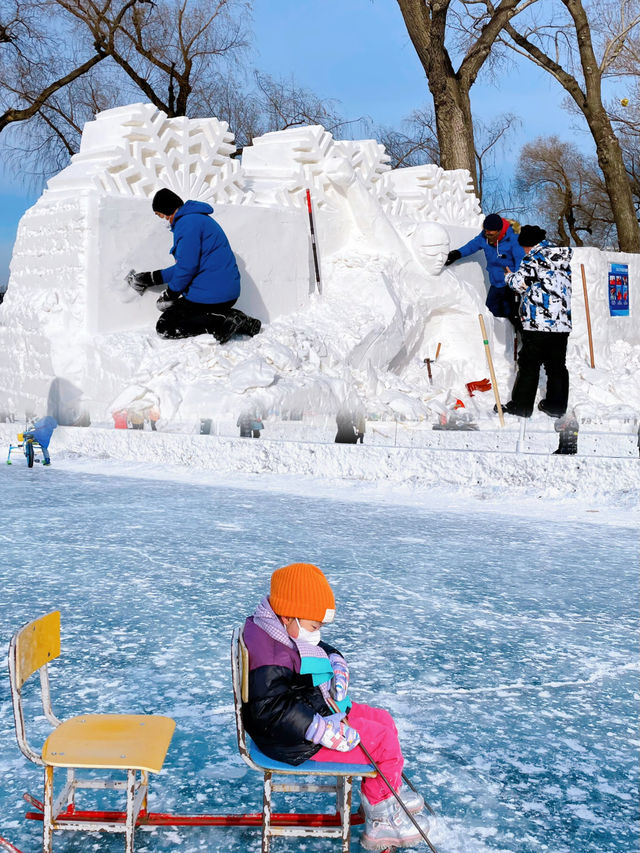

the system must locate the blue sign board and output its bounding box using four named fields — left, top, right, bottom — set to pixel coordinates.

left=608, top=263, right=629, bottom=316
